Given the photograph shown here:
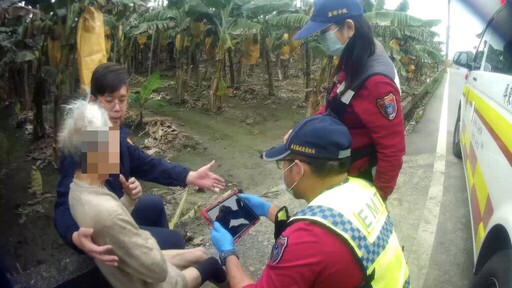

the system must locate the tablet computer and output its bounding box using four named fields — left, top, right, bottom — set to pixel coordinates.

left=201, top=189, right=260, bottom=242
